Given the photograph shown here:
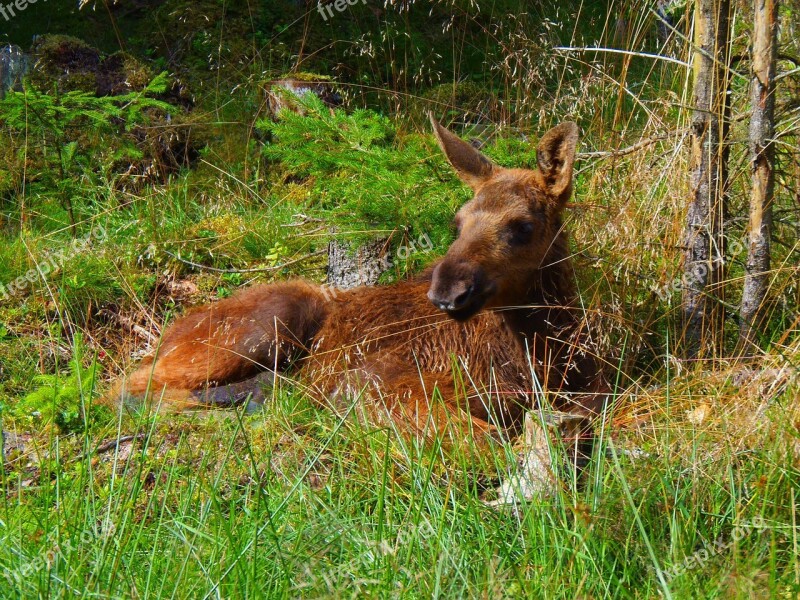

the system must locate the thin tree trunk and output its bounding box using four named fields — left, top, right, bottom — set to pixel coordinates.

left=682, top=0, right=732, bottom=358
left=739, top=0, right=778, bottom=351
left=327, top=236, right=390, bottom=290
